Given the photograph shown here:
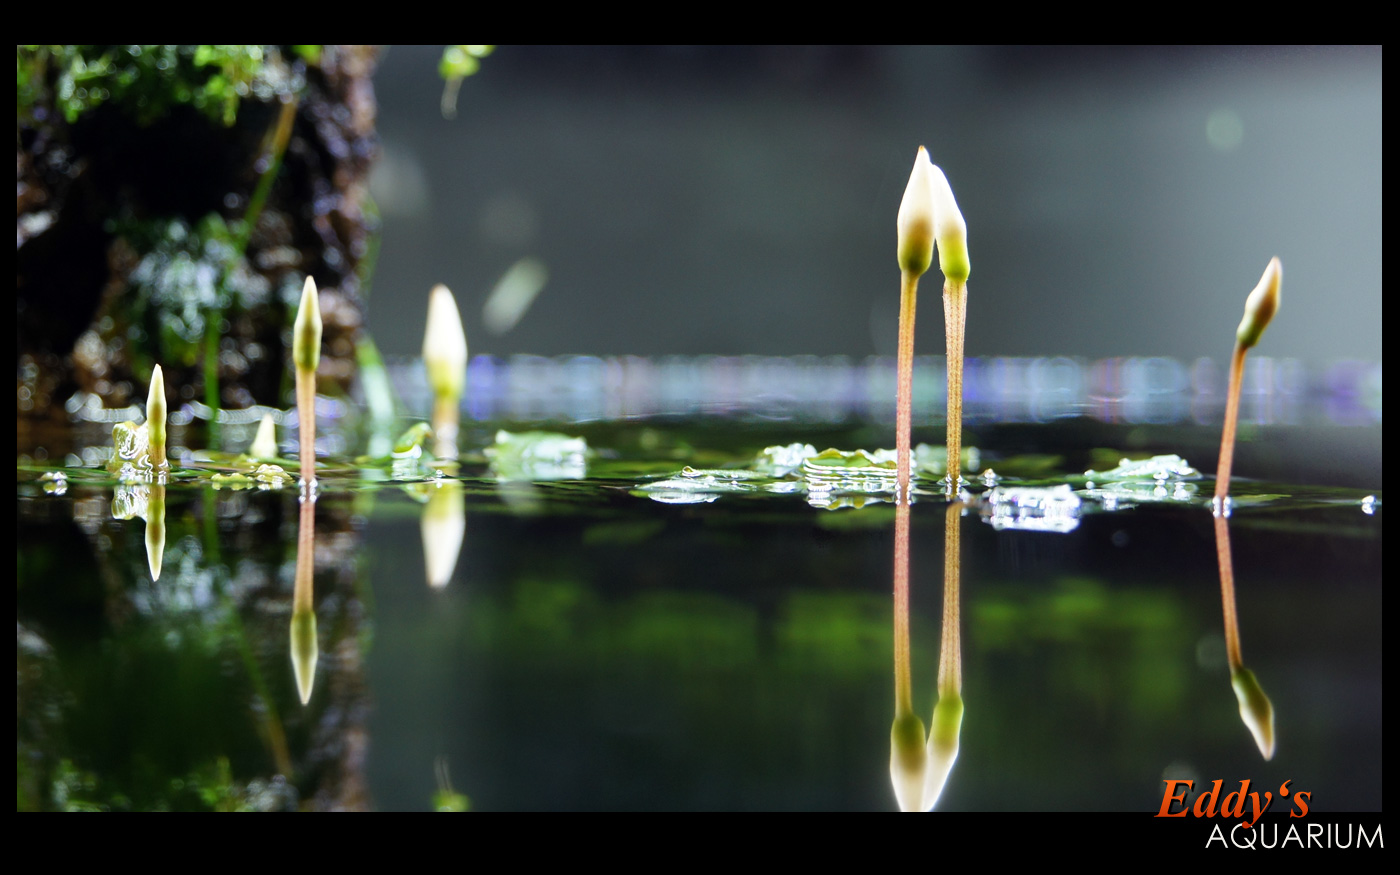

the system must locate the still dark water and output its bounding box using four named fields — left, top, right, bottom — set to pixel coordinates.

left=16, top=418, right=1381, bottom=812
